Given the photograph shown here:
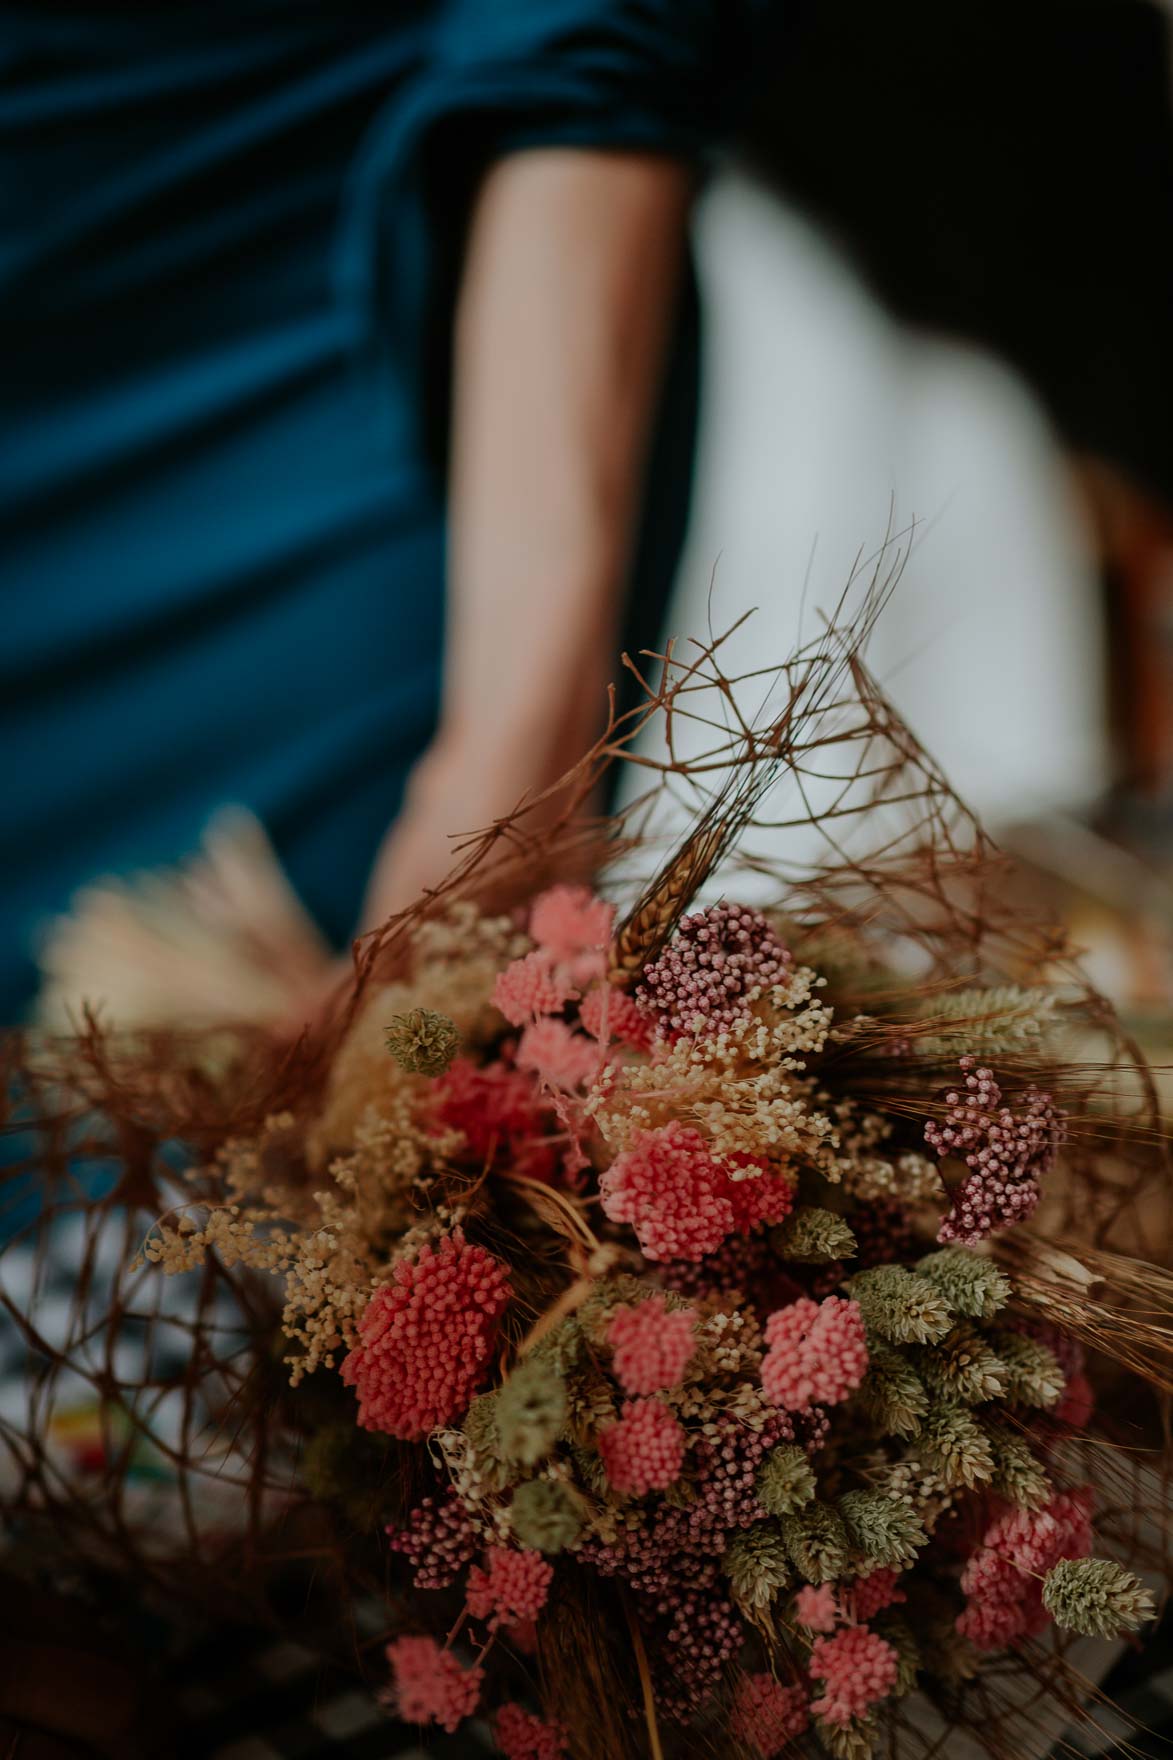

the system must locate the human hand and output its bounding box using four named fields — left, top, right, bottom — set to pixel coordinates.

left=359, top=711, right=602, bottom=935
